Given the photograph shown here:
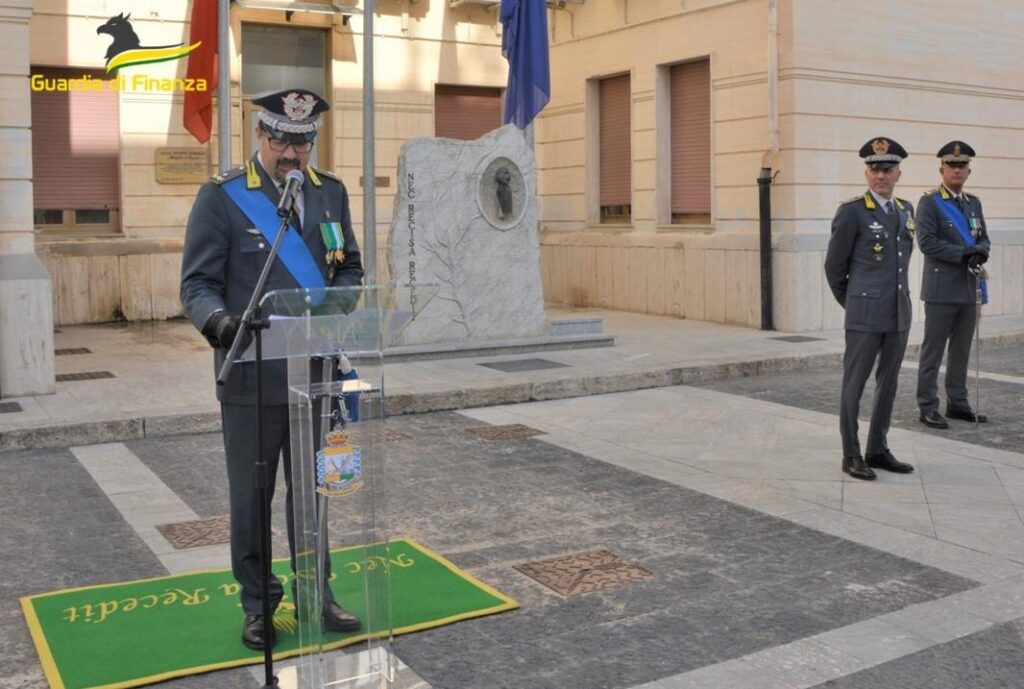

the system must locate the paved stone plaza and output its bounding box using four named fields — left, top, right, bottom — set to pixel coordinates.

left=2, top=312, right=1024, bottom=688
